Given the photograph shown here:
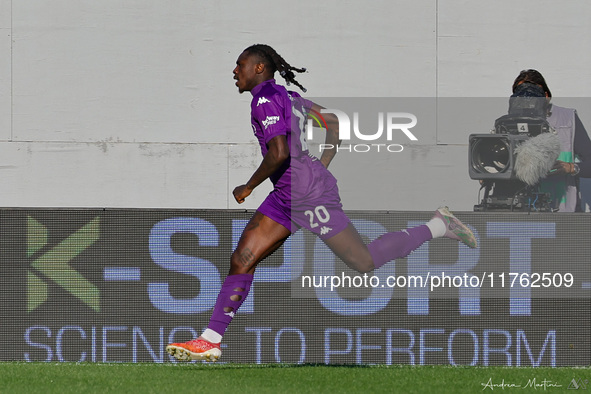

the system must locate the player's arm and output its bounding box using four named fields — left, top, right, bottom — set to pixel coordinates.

left=233, top=135, right=289, bottom=204
left=309, top=102, right=341, bottom=169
